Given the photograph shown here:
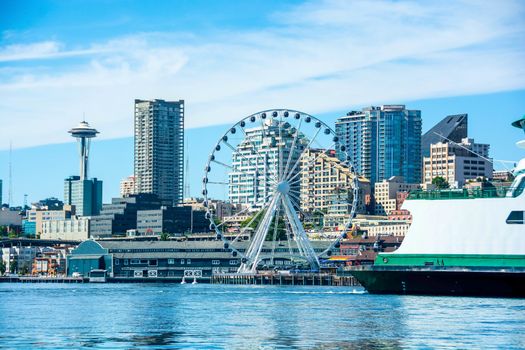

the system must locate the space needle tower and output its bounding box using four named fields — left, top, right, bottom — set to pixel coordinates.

left=69, top=121, right=99, bottom=180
